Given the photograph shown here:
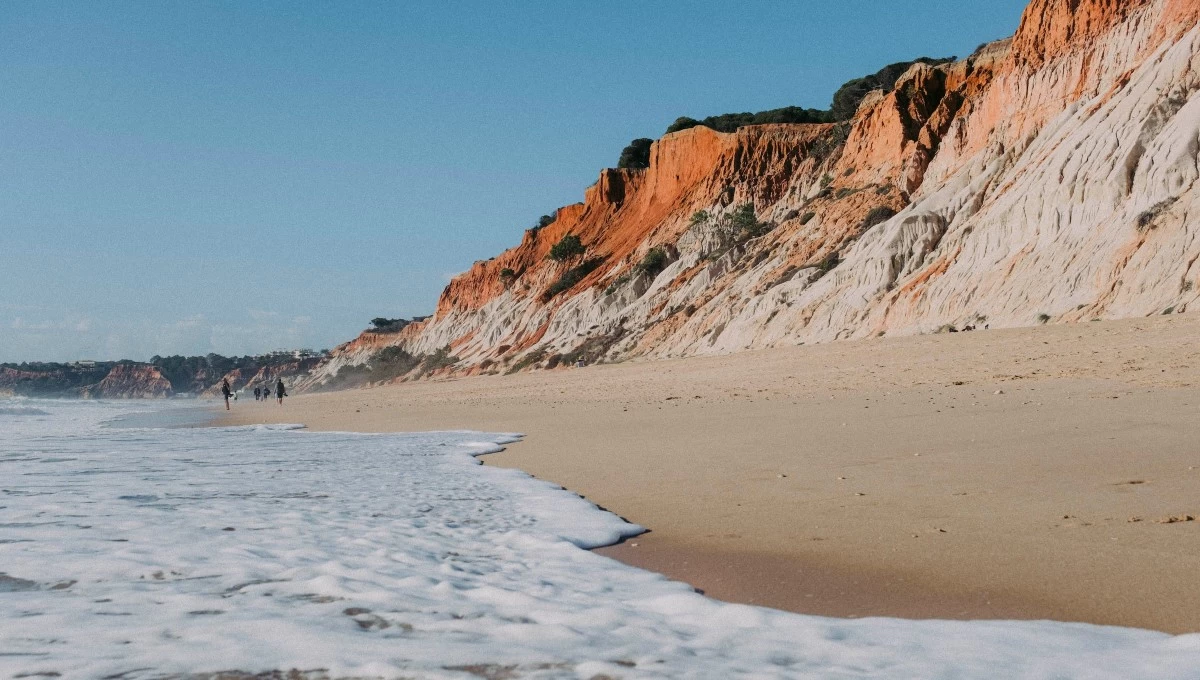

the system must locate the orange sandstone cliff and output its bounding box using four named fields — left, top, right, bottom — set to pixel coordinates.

left=307, top=0, right=1200, bottom=386
left=78, top=364, right=173, bottom=399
